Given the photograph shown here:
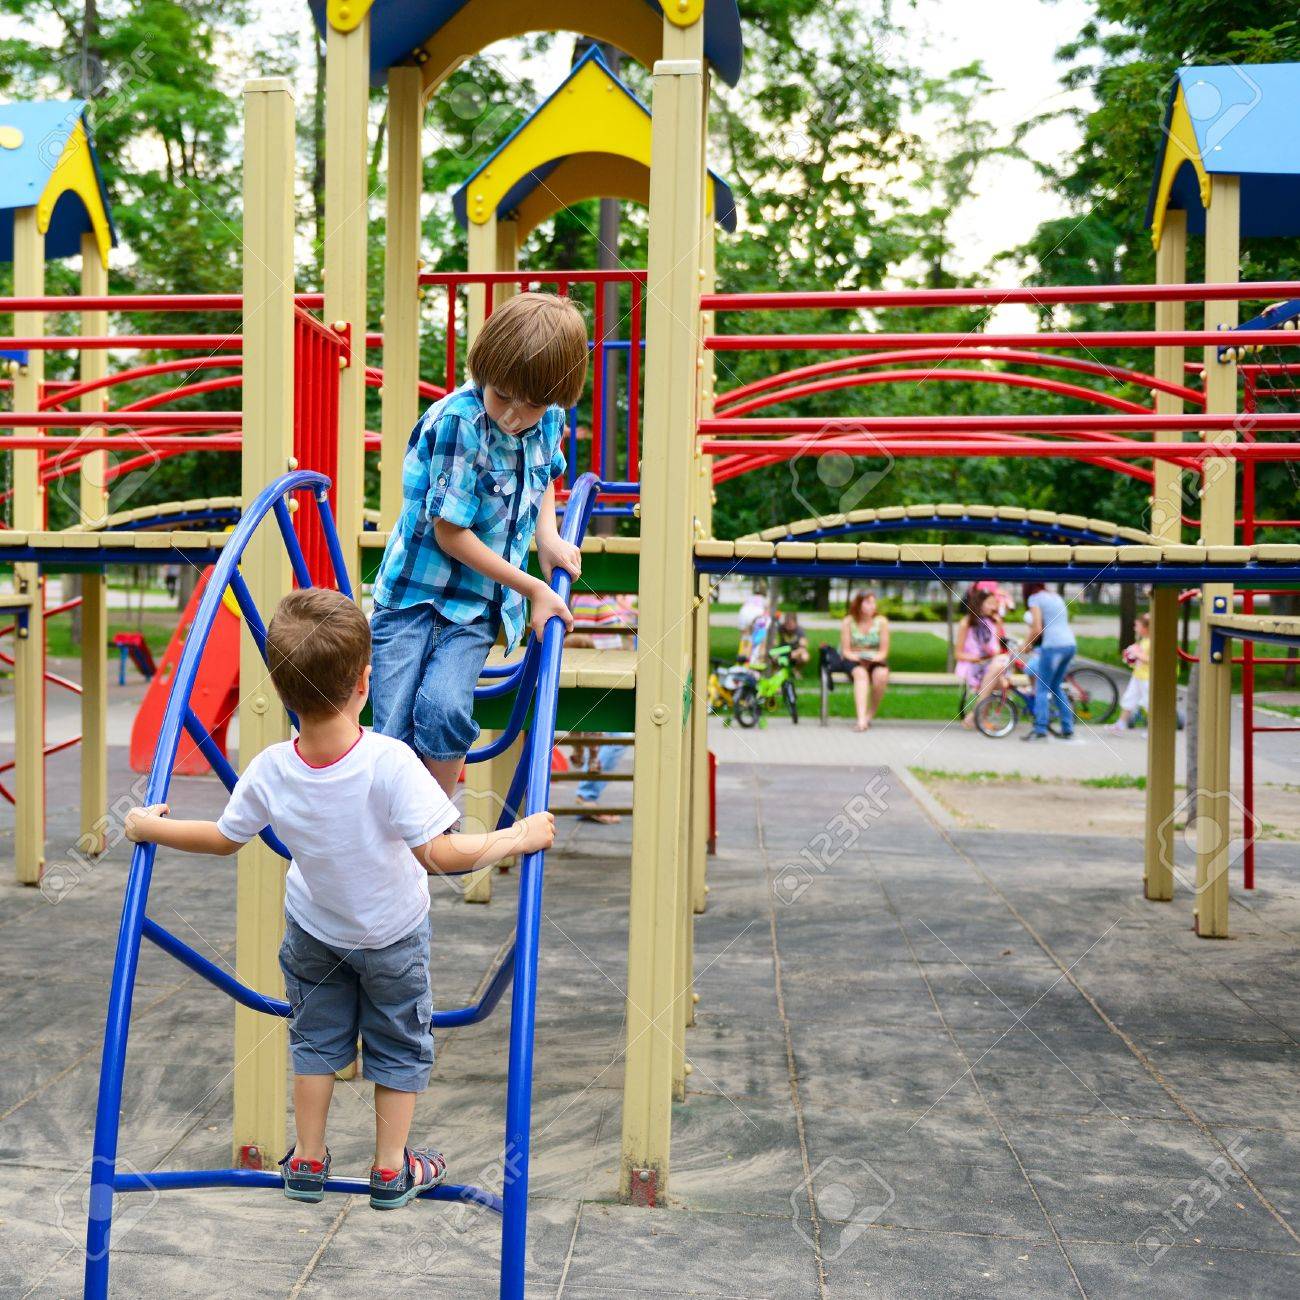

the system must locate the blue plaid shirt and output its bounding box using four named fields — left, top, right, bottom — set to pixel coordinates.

left=373, top=382, right=567, bottom=650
